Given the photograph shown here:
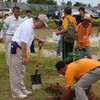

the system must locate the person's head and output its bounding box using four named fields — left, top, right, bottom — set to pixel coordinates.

left=79, top=7, right=85, bottom=16
left=12, top=6, right=20, bottom=19
left=26, top=10, right=32, bottom=17
left=82, top=14, right=91, bottom=27
left=34, top=14, right=48, bottom=29
left=64, top=7, right=72, bottom=16
left=55, top=61, right=68, bottom=75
